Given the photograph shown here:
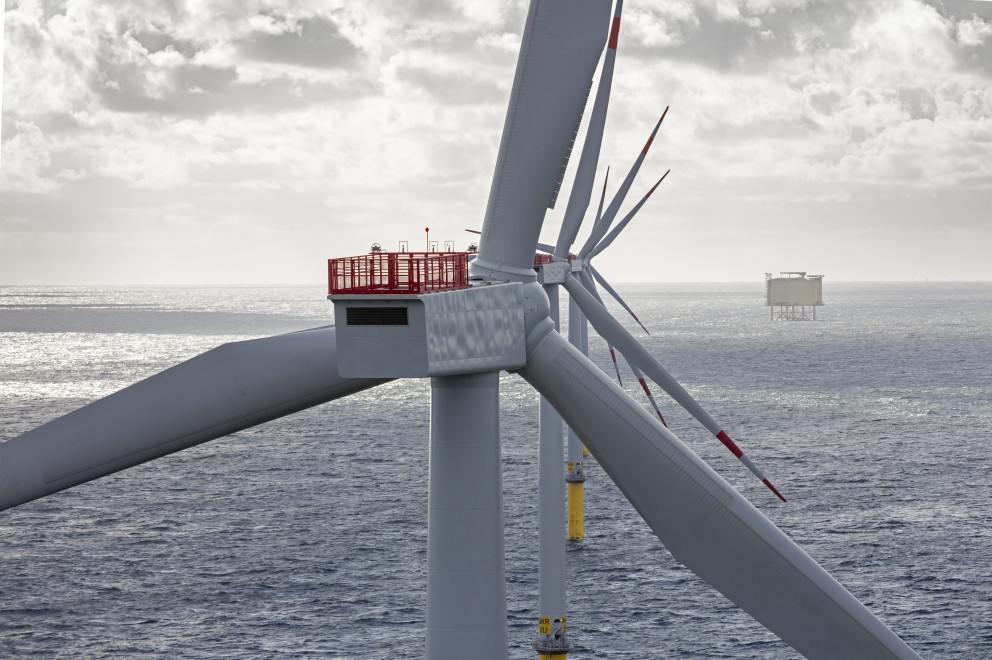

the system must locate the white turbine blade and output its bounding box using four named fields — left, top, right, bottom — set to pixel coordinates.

left=565, top=275, right=787, bottom=502
left=586, top=169, right=669, bottom=260
left=577, top=168, right=612, bottom=257
left=576, top=108, right=668, bottom=258
left=473, top=0, right=611, bottom=281
left=0, top=327, right=388, bottom=511
left=588, top=264, right=649, bottom=334
left=580, top=270, right=664, bottom=424
left=553, top=0, right=625, bottom=258
left=593, top=166, right=610, bottom=228
left=608, top=346, right=623, bottom=385
left=627, top=358, right=668, bottom=427
left=578, top=268, right=623, bottom=385
left=519, top=330, right=920, bottom=660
